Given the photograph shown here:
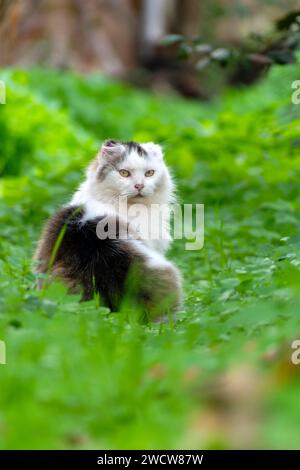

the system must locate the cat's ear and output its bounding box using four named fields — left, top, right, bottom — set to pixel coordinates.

left=142, top=142, right=164, bottom=160
left=100, top=139, right=125, bottom=159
